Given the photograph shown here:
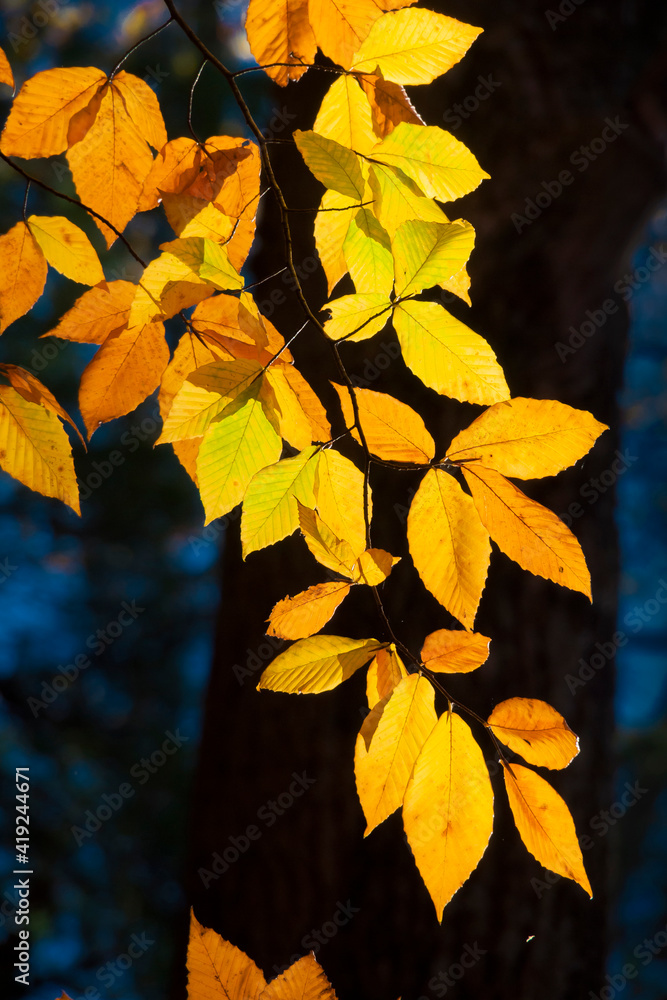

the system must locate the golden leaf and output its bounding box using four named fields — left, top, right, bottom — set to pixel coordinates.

left=267, top=581, right=351, bottom=639
left=186, top=910, right=266, bottom=1000
left=420, top=629, right=490, bottom=673
left=314, top=449, right=370, bottom=557
left=48, top=281, right=136, bottom=344
left=27, top=215, right=104, bottom=286
left=245, top=0, right=317, bottom=87
left=259, top=953, right=337, bottom=1000
left=333, top=384, right=435, bottom=462
left=0, top=221, right=47, bottom=333
left=366, top=646, right=407, bottom=709
left=258, top=634, right=385, bottom=694
left=488, top=698, right=579, bottom=769
left=241, top=448, right=318, bottom=557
